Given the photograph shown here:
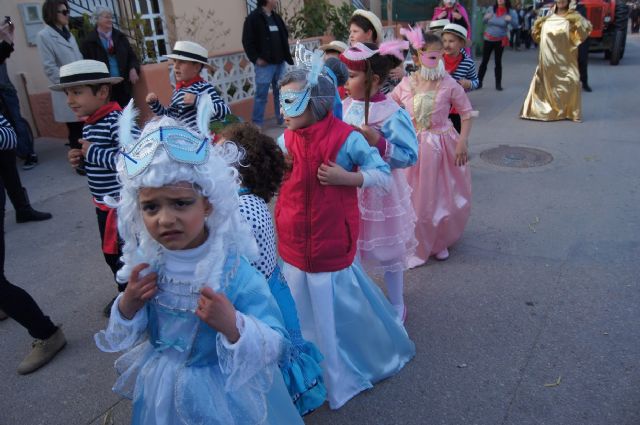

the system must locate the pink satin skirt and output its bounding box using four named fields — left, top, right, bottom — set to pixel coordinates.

left=405, top=129, right=471, bottom=268
left=357, top=169, right=418, bottom=274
